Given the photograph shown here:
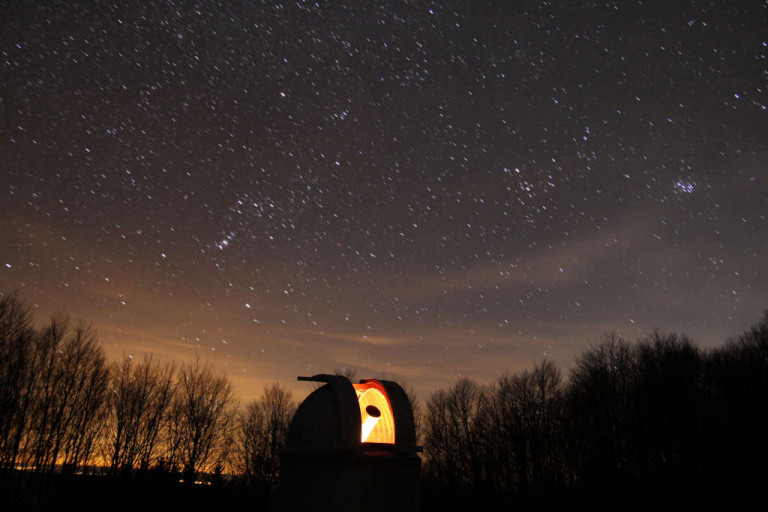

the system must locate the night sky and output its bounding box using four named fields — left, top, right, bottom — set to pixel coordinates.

left=2, top=1, right=766, bottom=401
